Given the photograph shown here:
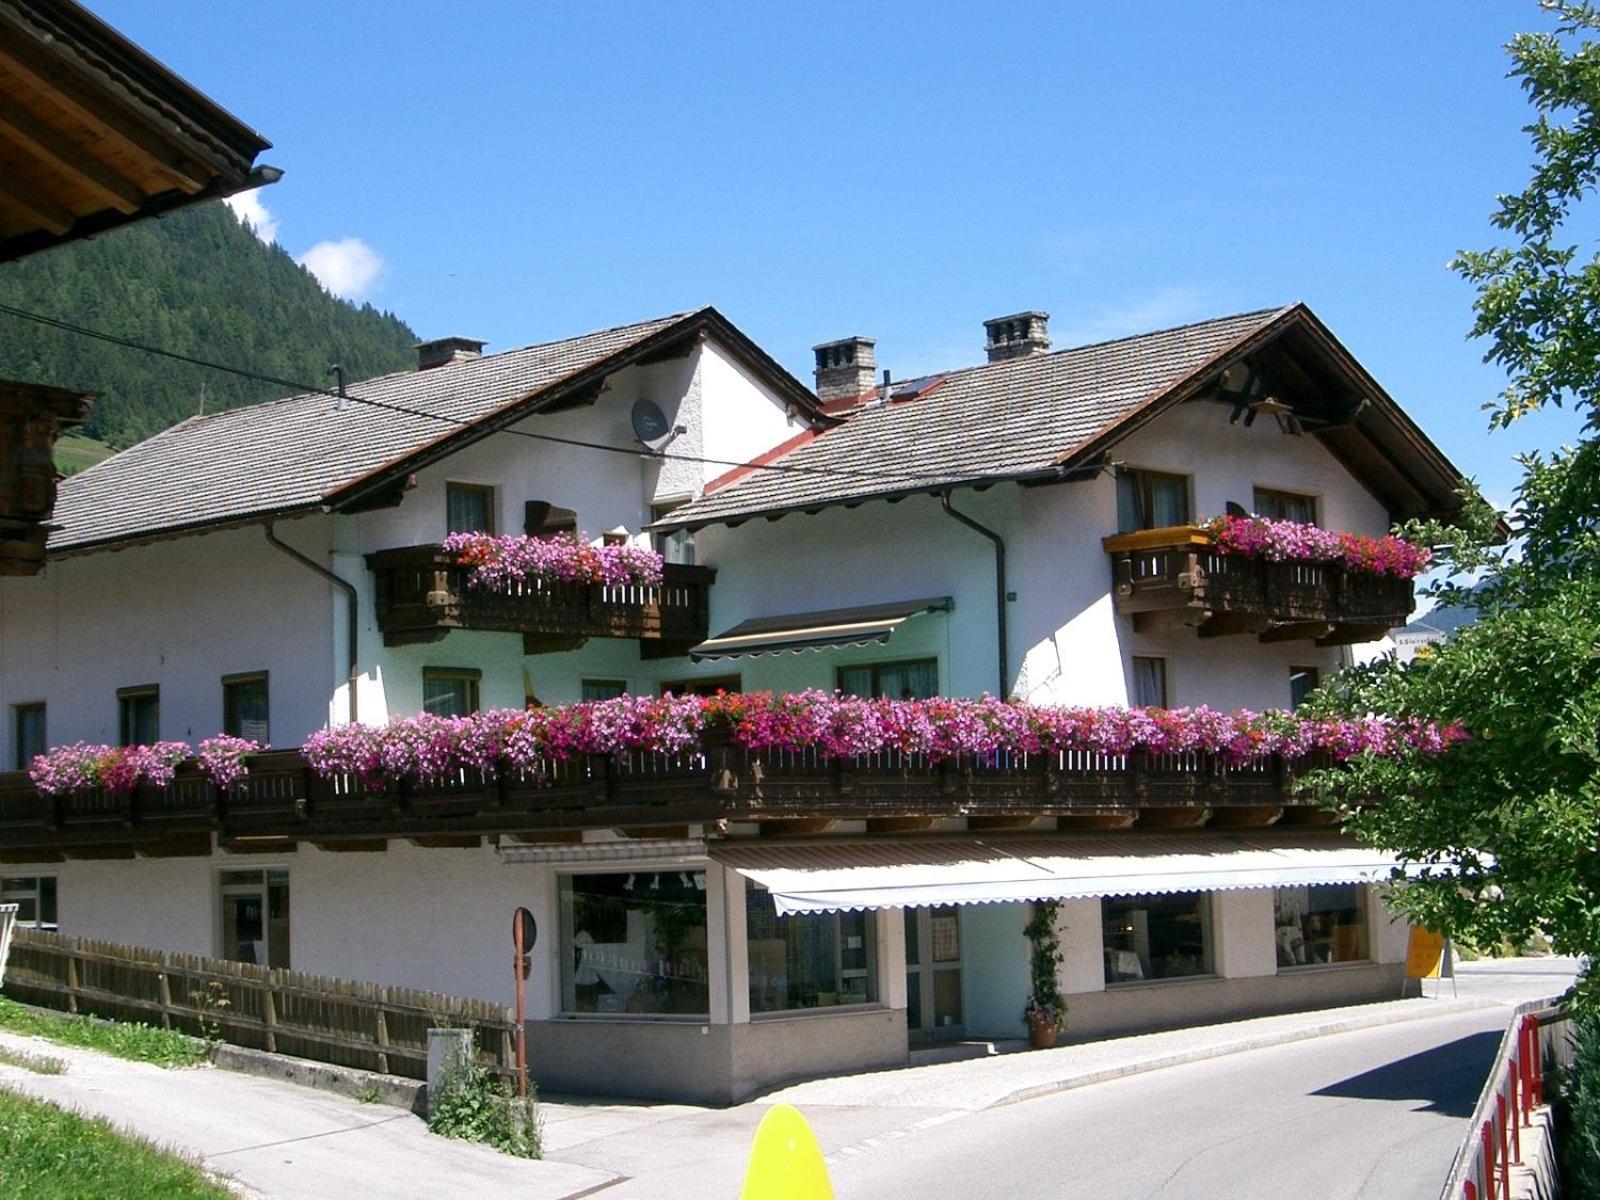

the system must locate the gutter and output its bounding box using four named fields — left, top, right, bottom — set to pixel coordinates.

left=939, top=492, right=1009, bottom=698
left=265, top=522, right=359, bottom=724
